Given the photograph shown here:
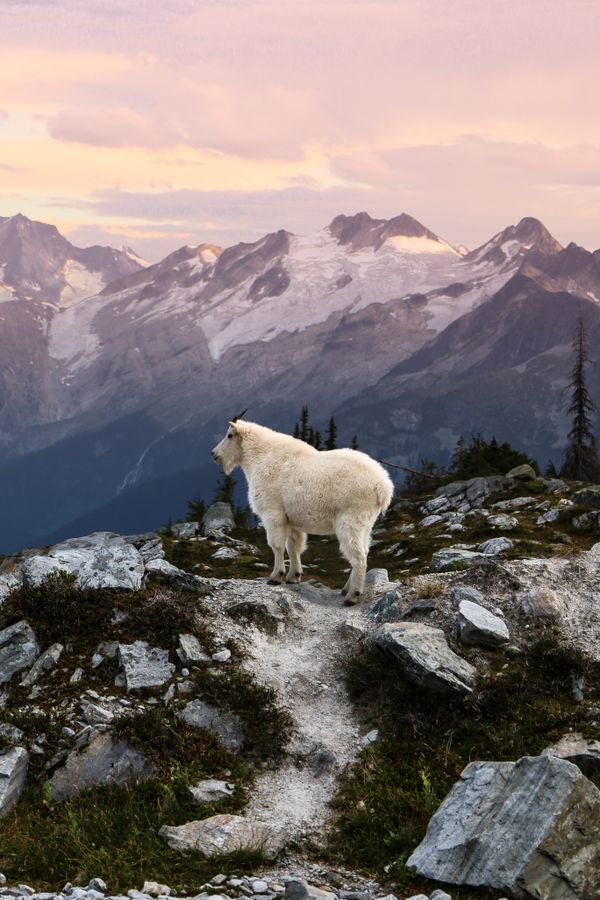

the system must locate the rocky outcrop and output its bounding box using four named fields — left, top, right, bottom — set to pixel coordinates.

left=202, top=503, right=235, bottom=535
left=542, top=732, right=600, bottom=775
left=431, top=548, right=485, bottom=571
left=571, top=485, right=600, bottom=508
left=0, top=746, right=28, bottom=816
left=407, top=754, right=600, bottom=898
left=178, top=700, right=244, bottom=752
left=49, top=731, right=152, bottom=801
left=369, top=622, right=476, bottom=695
left=22, top=532, right=144, bottom=590
left=189, top=778, right=235, bottom=804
